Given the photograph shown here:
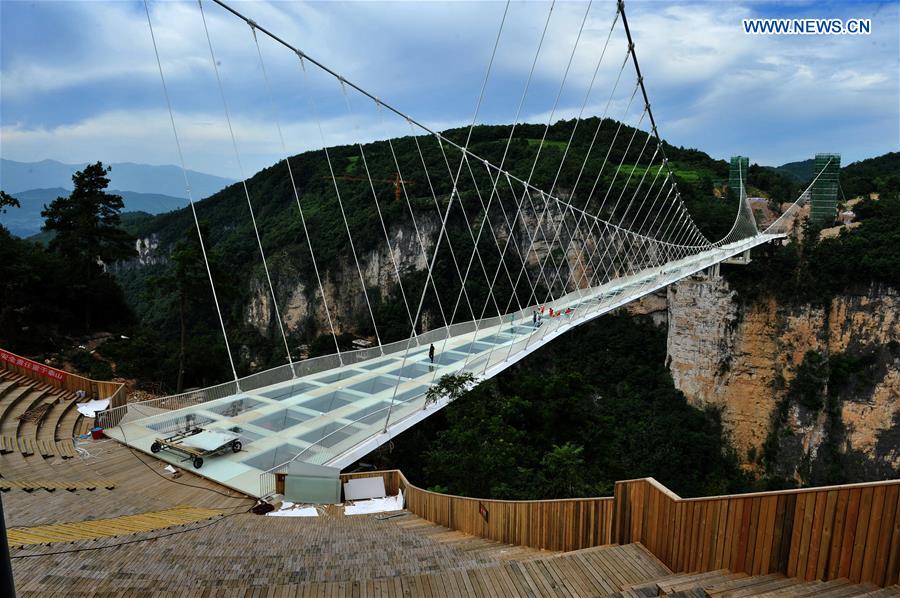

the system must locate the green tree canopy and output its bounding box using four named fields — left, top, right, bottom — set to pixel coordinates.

left=41, top=162, right=135, bottom=269
left=147, top=224, right=217, bottom=392
left=0, top=190, right=20, bottom=215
